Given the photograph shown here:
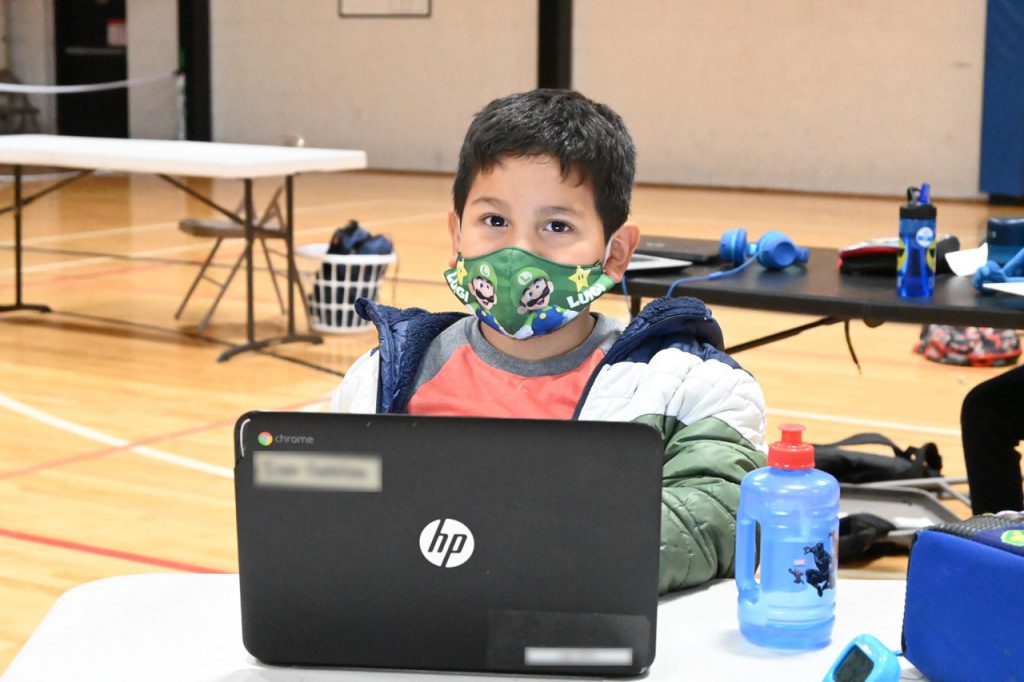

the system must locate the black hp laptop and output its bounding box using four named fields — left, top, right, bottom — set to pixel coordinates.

left=234, top=412, right=663, bottom=676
